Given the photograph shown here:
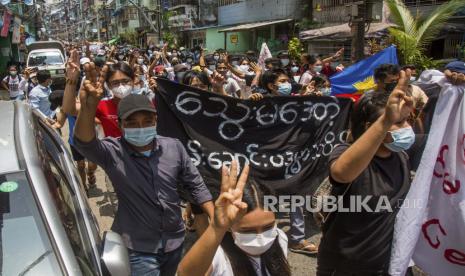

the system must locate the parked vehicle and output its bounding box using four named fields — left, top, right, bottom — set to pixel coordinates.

left=0, top=101, right=130, bottom=276
left=26, top=41, right=67, bottom=91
